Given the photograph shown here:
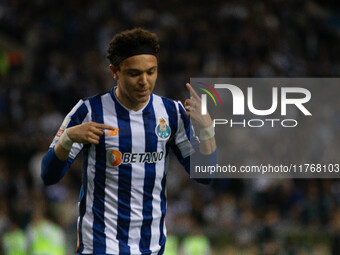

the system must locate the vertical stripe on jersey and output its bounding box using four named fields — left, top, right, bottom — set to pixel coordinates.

left=114, top=100, right=132, bottom=254
left=158, top=172, right=167, bottom=251
left=158, top=98, right=179, bottom=248
left=139, top=100, right=157, bottom=253
left=158, top=240, right=165, bottom=255
left=101, top=94, right=120, bottom=253
left=178, top=103, right=191, bottom=141
left=161, top=98, right=178, bottom=141
left=128, top=112, right=145, bottom=252
left=77, top=146, right=89, bottom=253
left=90, top=96, right=106, bottom=253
